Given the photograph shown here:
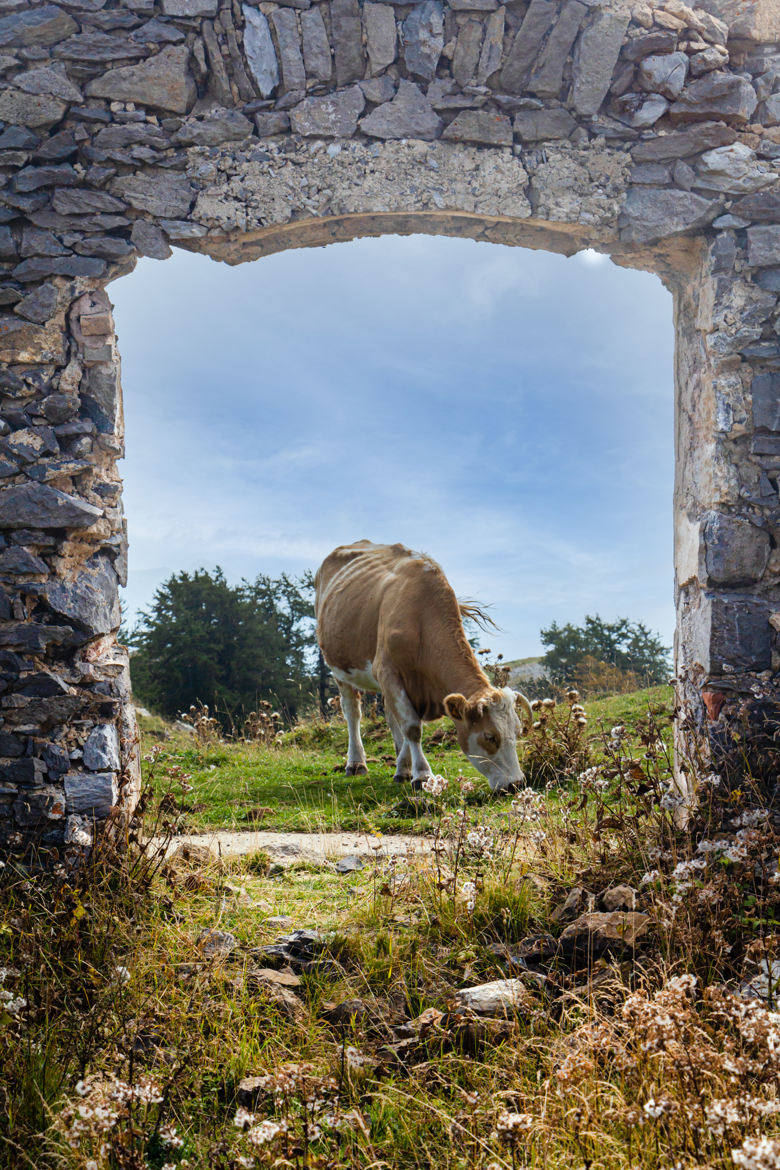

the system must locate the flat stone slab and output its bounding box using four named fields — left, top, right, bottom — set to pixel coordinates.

left=160, top=829, right=435, bottom=865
